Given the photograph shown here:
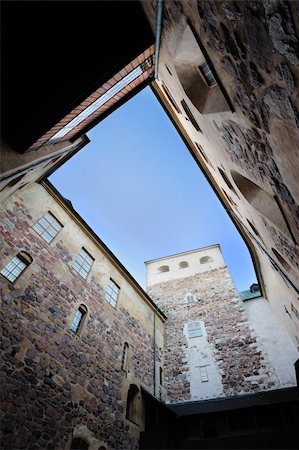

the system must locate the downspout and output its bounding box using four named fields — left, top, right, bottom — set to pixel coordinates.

left=153, top=310, right=156, bottom=397
left=154, top=0, right=163, bottom=80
